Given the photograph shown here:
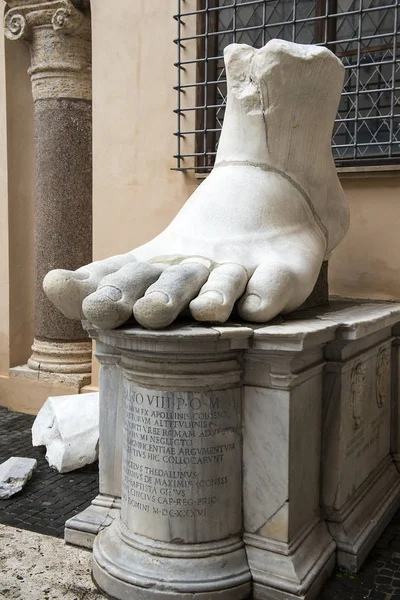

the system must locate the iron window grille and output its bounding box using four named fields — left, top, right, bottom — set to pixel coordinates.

left=173, top=0, right=400, bottom=172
